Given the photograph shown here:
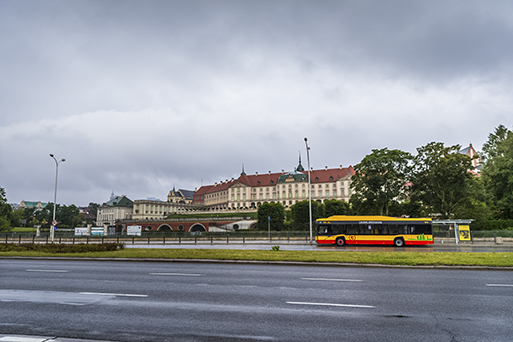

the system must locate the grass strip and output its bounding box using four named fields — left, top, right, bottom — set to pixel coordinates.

left=1, top=245, right=512, bottom=267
